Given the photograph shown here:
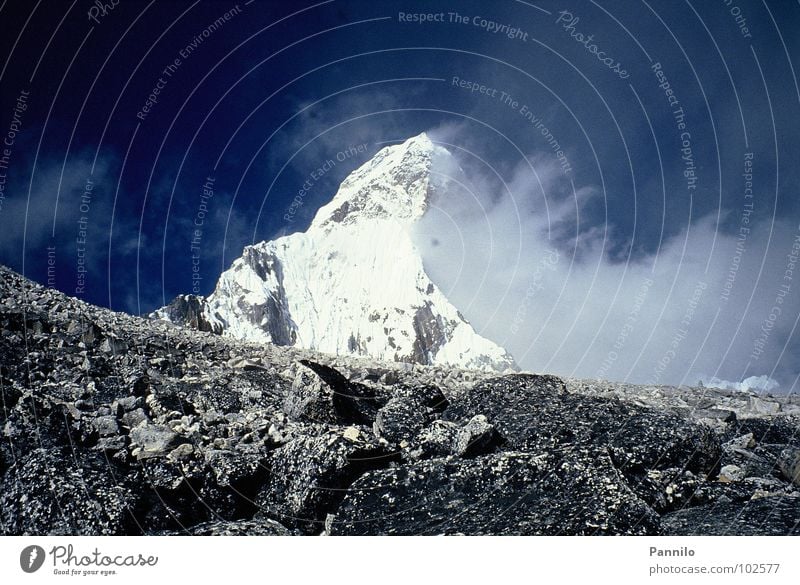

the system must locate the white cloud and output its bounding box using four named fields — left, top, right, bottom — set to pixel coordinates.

left=414, top=128, right=800, bottom=390
left=699, top=375, right=780, bottom=394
